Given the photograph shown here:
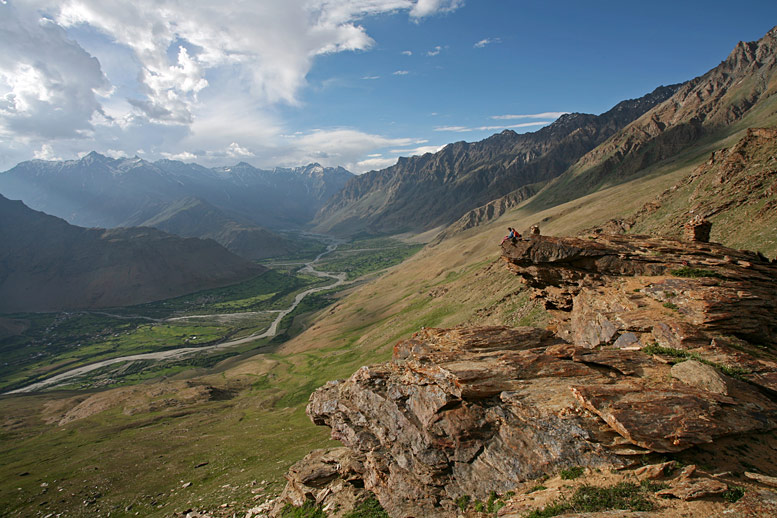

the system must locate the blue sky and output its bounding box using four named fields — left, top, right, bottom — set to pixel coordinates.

left=0, top=0, right=775, bottom=173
